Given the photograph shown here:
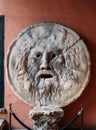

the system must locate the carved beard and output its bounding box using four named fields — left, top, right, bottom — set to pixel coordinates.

left=26, top=53, right=65, bottom=106
left=29, top=70, right=59, bottom=101
left=36, top=79, right=59, bottom=106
